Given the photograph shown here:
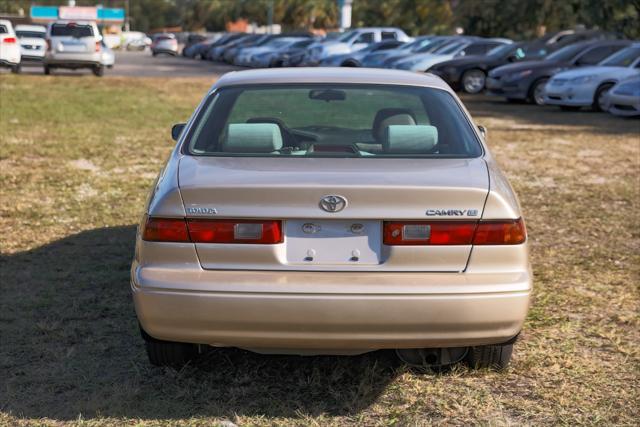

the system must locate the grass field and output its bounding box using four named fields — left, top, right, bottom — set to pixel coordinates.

left=1, top=74, right=639, bottom=426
